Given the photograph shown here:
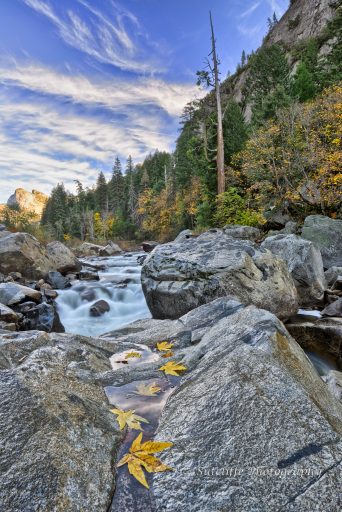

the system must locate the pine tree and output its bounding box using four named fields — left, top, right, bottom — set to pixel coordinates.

left=109, top=157, right=124, bottom=214
left=95, top=171, right=108, bottom=212
left=125, top=156, right=137, bottom=222
left=241, top=50, right=246, bottom=67
left=292, top=62, right=316, bottom=101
